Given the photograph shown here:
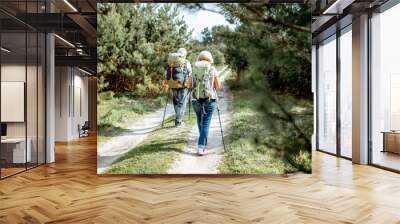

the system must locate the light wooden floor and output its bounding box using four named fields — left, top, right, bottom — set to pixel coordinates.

left=1, top=167, right=26, bottom=177
left=0, top=136, right=400, bottom=224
